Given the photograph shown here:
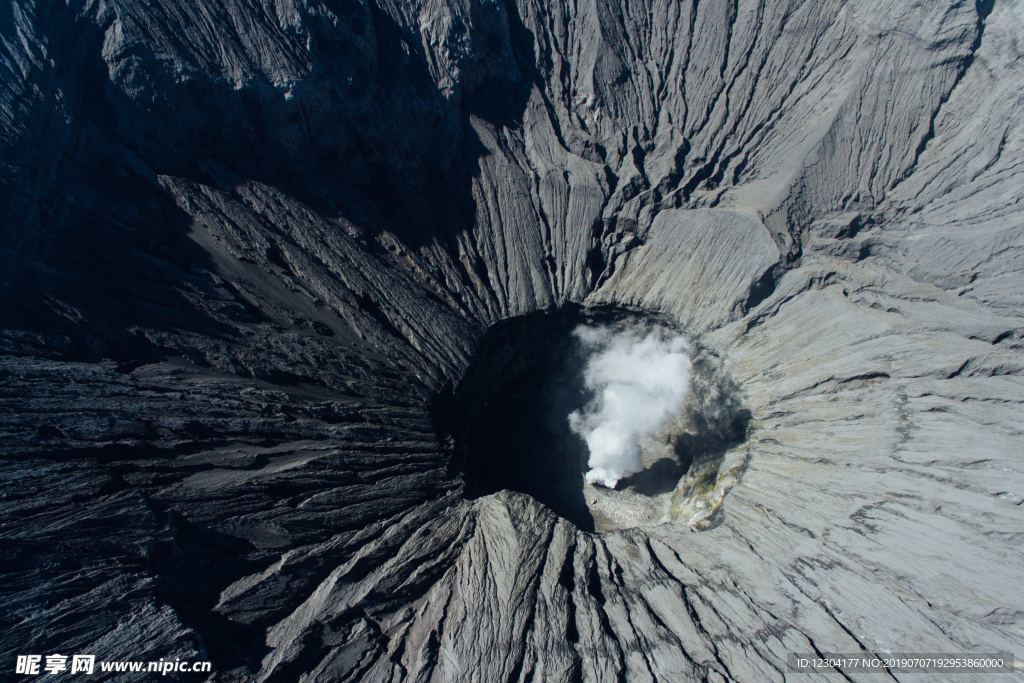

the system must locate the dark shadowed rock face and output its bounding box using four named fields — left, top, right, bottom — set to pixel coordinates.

left=1, top=0, right=1021, bottom=680
left=447, top=307, right=598, bottom=530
